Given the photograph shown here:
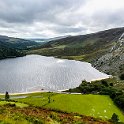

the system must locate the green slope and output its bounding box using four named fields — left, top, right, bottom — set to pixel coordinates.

left=28, top=27, right=124, bottom=62
left=15, top=93, right=124, bottom=122
left=0, top=35, right=39, bottom=59
left=0, top=45, right=25, bottom=59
